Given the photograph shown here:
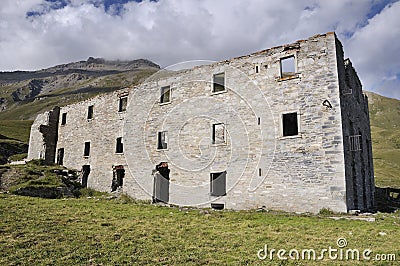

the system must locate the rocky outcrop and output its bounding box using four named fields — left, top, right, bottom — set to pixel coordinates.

left=1, top=164, right=82, bottom=198
left=11, top=79, right=44, bottom=101
left=0, top=97, right=7, bottom=111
